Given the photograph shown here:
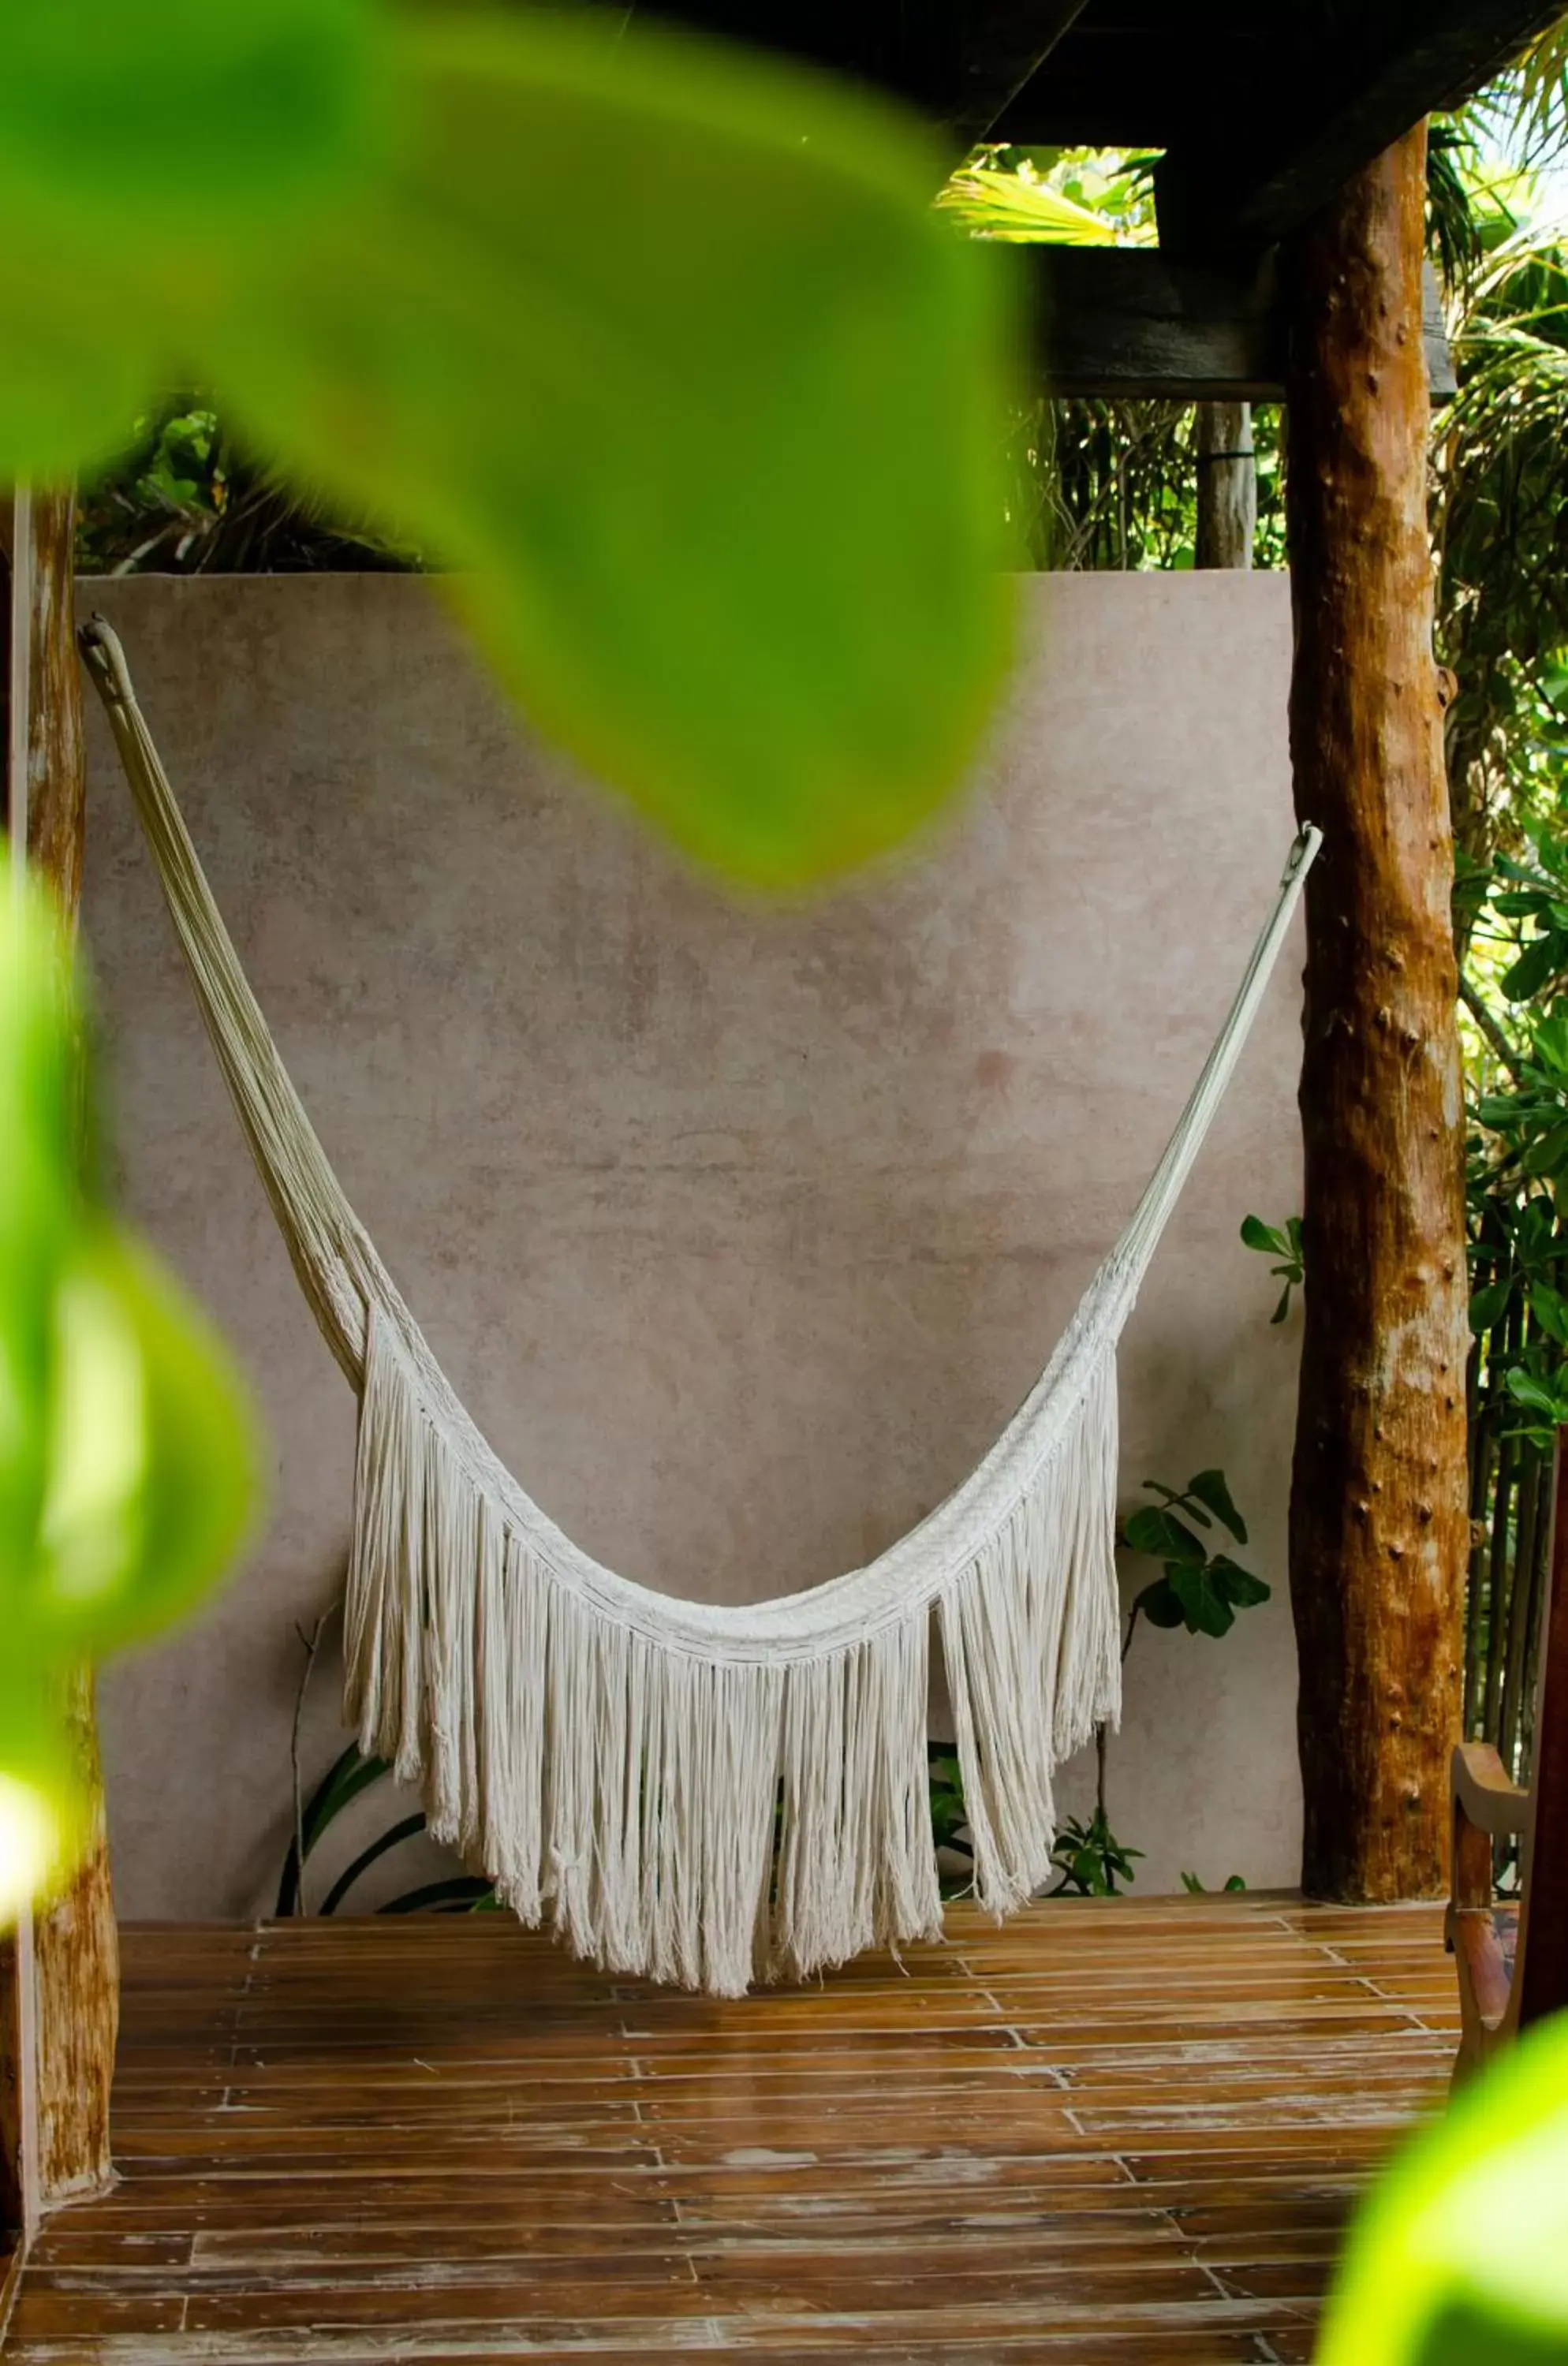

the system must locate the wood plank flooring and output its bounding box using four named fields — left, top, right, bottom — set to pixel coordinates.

left=3, top=1898, right=1457, bottom=2364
